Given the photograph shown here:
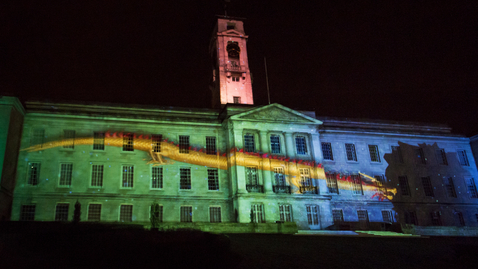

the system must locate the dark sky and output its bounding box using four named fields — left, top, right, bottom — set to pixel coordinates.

left=1, top=1, right=477, bottom=135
